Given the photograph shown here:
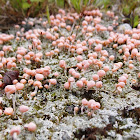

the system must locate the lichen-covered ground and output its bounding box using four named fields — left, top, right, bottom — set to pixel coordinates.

left=0, top=9, right=140, bottom=140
